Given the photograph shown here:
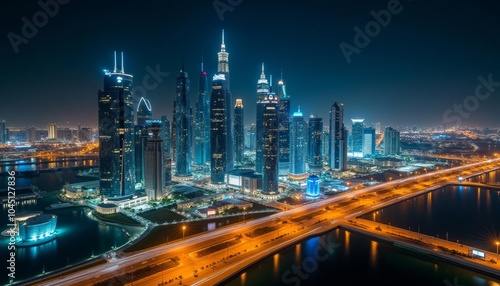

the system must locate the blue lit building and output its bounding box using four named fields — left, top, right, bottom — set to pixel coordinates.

left=278, top=73, right=290, bottom=175
left=262, top=91, right=279, bottom=195
left=329, top=102, right=347, bottom=171
left=175, top=66, right=192, bottom=176
left=308, top=115, right=323, bottom=171
left=306, top=175, right=320, bottom=197
left=210, top=74, right=229, bottom=183
left=18, top=214, right=57, bottom=245
left=159, top=115, right=171, bottom=183
left=234, top=99, right=244, bottom=164
left=289, top=108, right=307, bottom=180
left=194, top=59, right=209, bottom=165
left=98, top=51, right=135, bottom=198
left=363, top=127, right=376, bottom=156
left=351, top=119, right=364, bottom=158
